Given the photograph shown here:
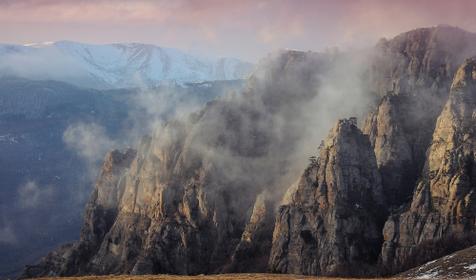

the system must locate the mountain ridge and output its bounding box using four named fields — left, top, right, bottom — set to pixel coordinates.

left=21, top=25, right=476, bottom=278
left=0, top=41, right=253, bottom=89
